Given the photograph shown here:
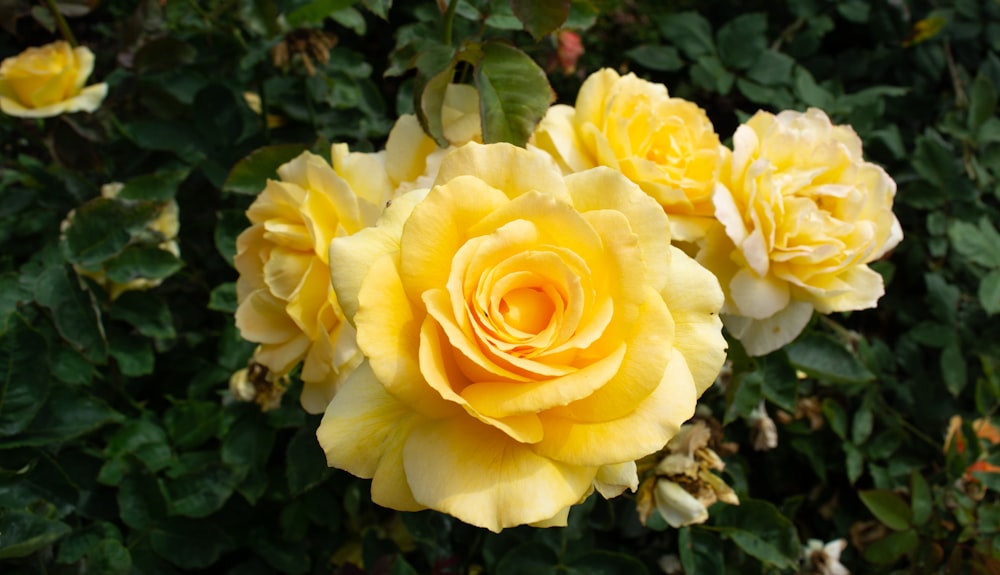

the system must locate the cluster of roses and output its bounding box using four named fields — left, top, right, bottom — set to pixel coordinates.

left=231, top=69, right=902, bottom=532
left=0, top=39, right=900, bottom=532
